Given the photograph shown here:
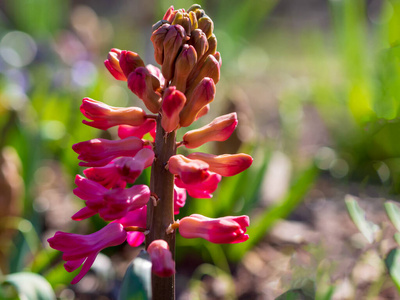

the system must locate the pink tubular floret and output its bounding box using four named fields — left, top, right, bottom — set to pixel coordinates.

left=47, top=223, right=127, bottom=284
left=178, top=214, right=250, bottom=244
